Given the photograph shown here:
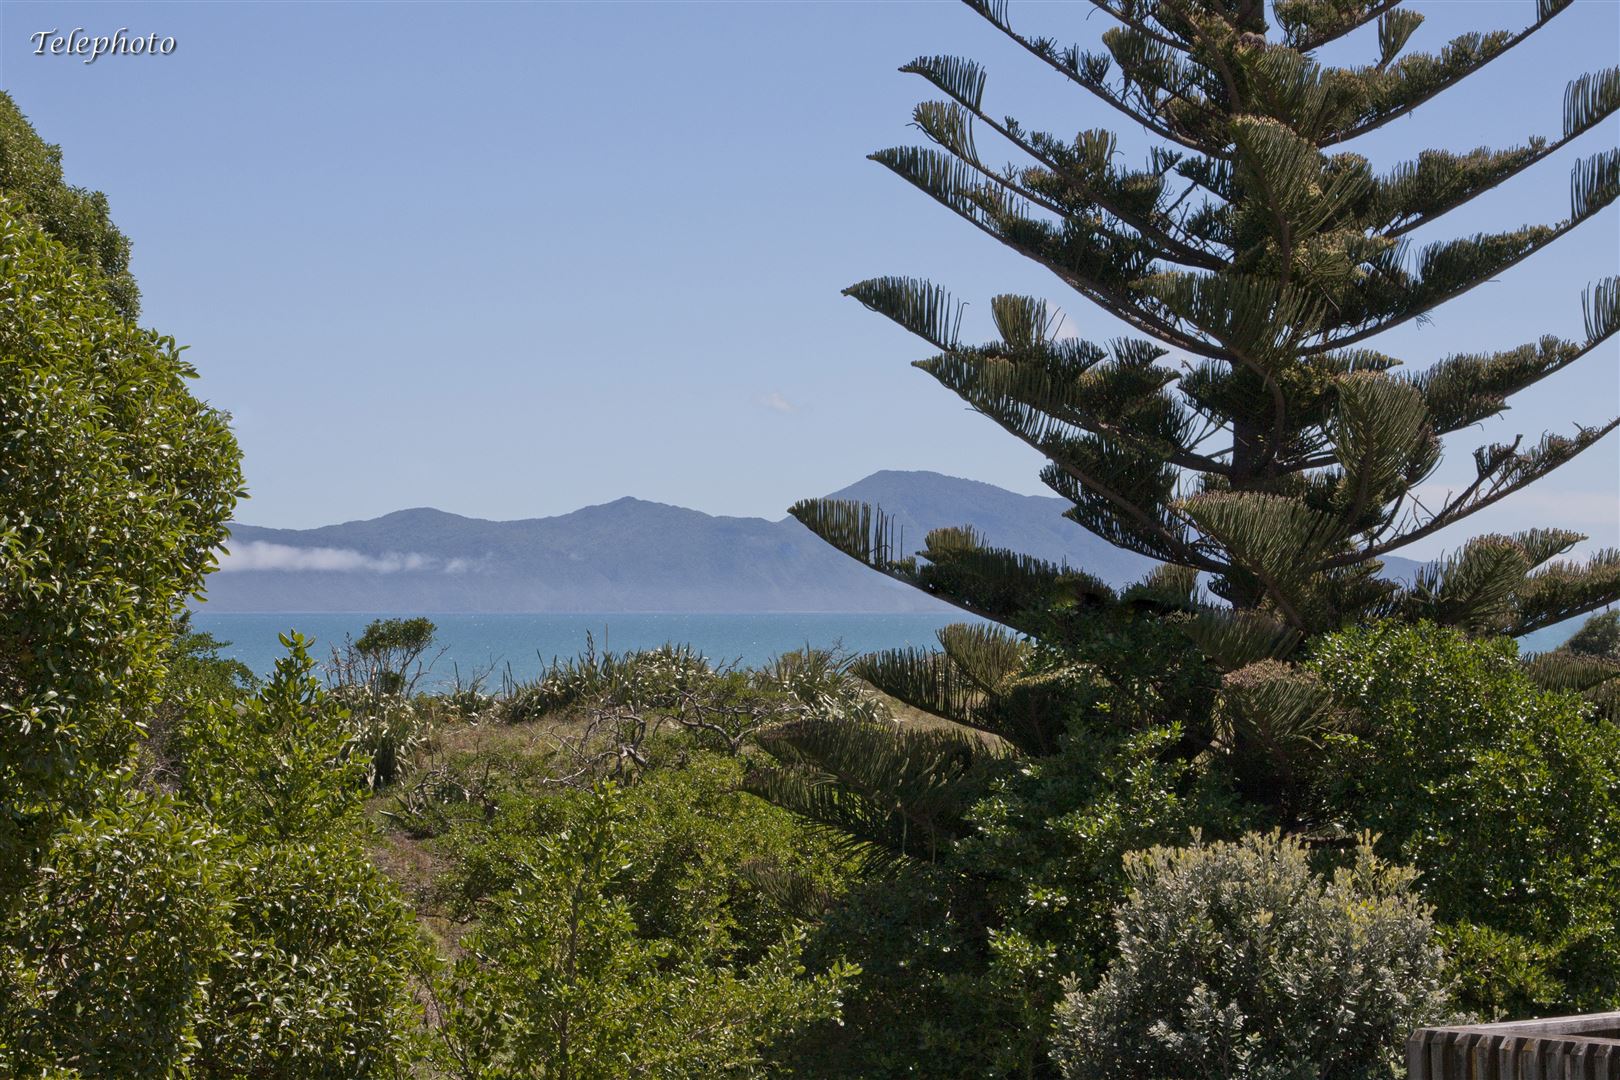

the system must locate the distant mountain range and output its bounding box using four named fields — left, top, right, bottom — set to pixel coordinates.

left=201, top=470, right=1418, bottom=613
